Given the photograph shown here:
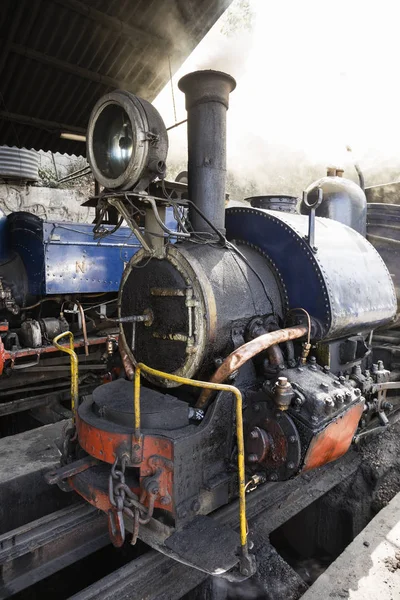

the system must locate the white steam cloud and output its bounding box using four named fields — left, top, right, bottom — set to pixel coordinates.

left=154, top=0, right=400, bottom=198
